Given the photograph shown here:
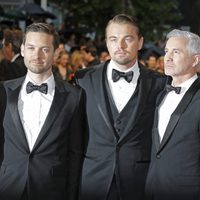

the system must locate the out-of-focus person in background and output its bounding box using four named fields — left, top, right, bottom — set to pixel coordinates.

left=1, top=28, right=26, bottom=80
left=53, top=50, right=73, bottom=81
left=81, top=45, right=100, bottom=67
